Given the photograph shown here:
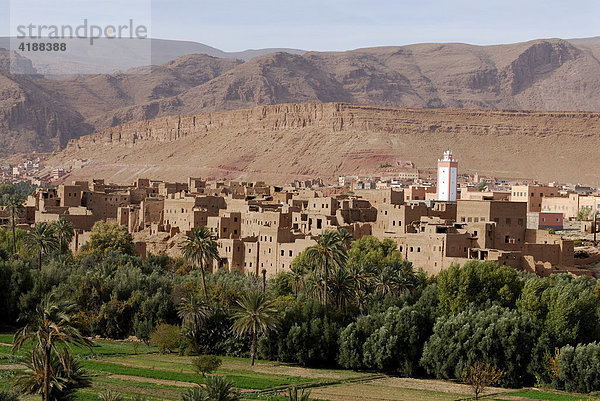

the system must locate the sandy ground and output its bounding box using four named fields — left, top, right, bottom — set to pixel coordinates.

left=309, top=377, right=510, bottom=401
left=108, top=374, right=197, bottom=388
